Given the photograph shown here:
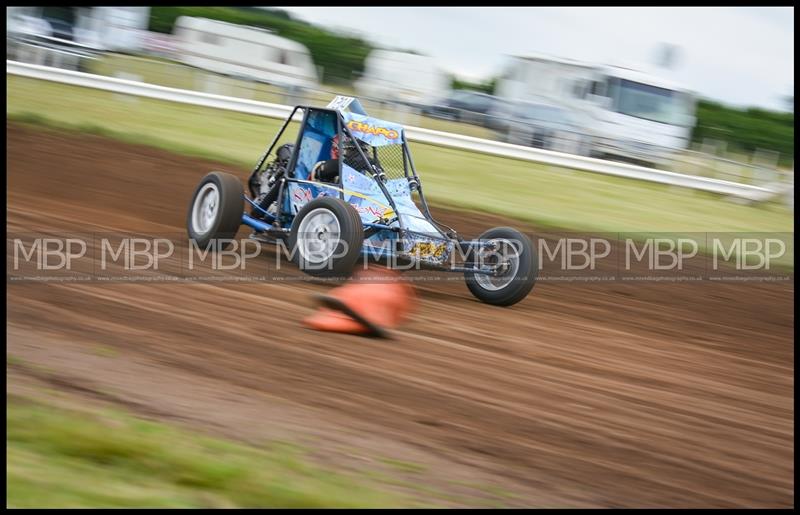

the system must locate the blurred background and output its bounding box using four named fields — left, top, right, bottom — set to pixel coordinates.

left=6, top=6, right=794, bottom=194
